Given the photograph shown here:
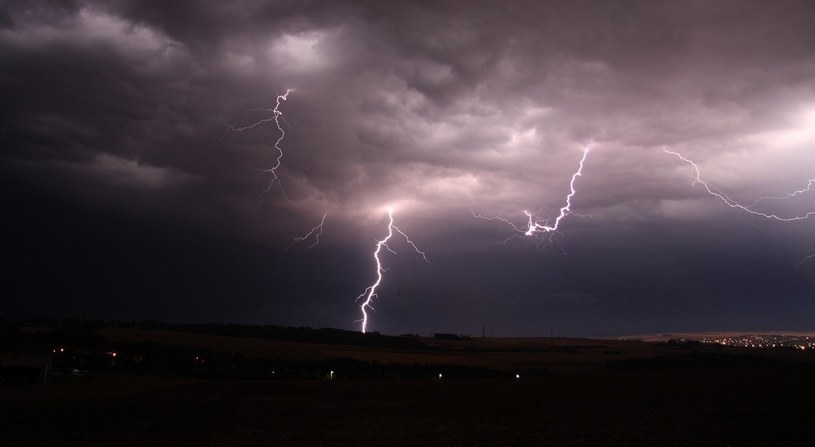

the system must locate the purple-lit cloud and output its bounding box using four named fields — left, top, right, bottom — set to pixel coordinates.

left=2, top=1, right=815, bottom=335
